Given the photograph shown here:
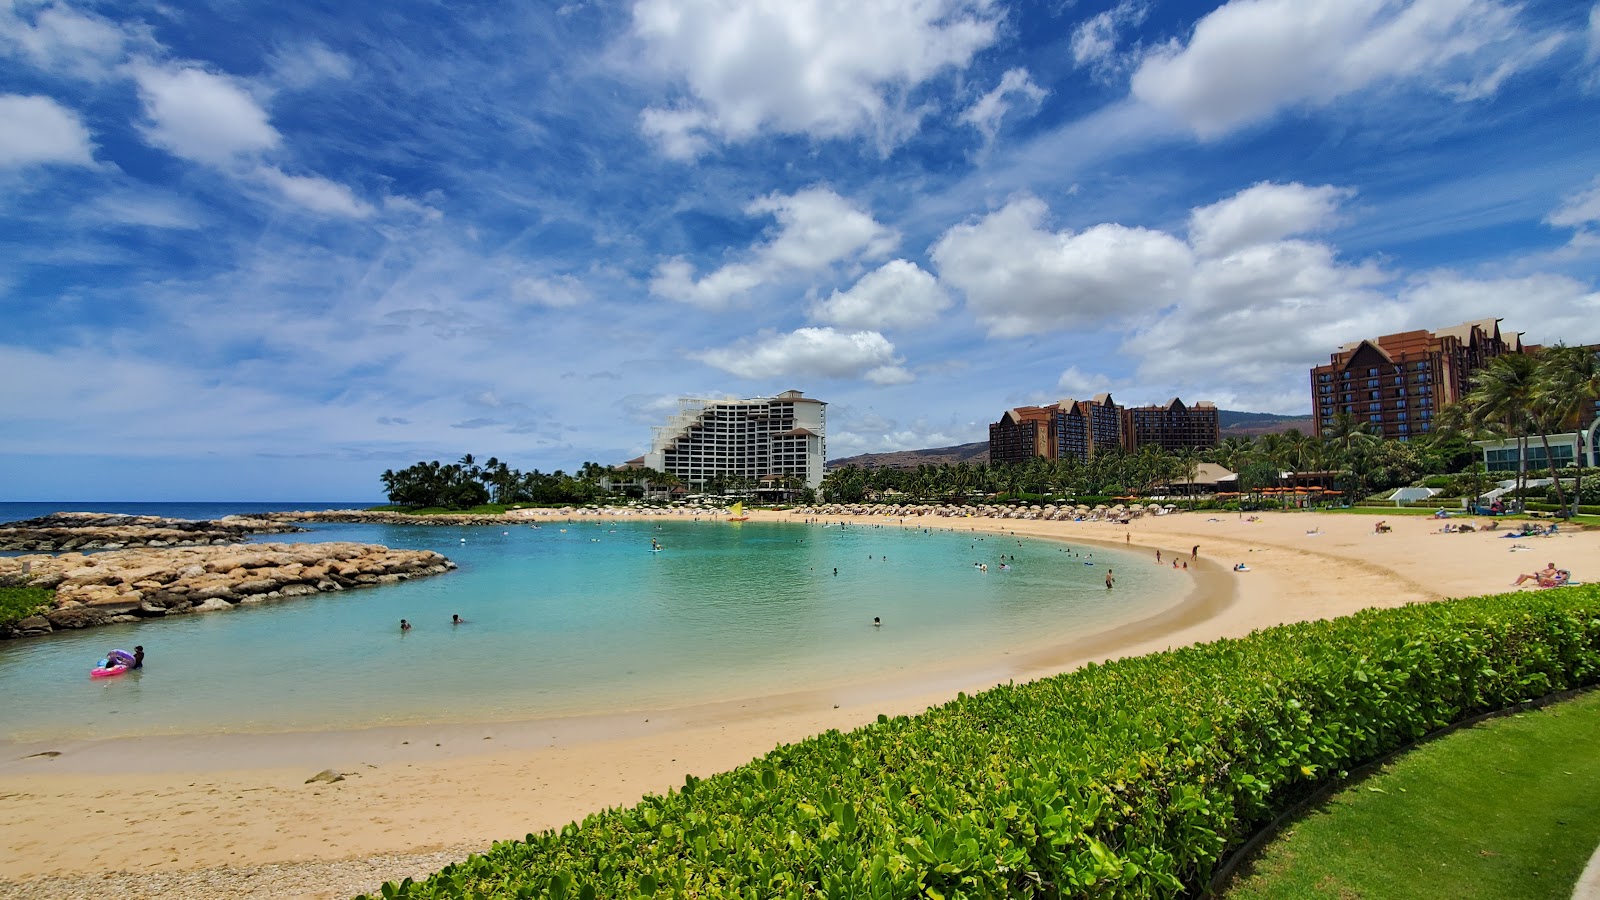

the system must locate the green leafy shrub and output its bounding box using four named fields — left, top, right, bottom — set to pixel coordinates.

left=1544, top=476, right=1600, bottom=506
left=363, top=588, right=1600, bottom=900
left=0, top=585, right=53, bottom=629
